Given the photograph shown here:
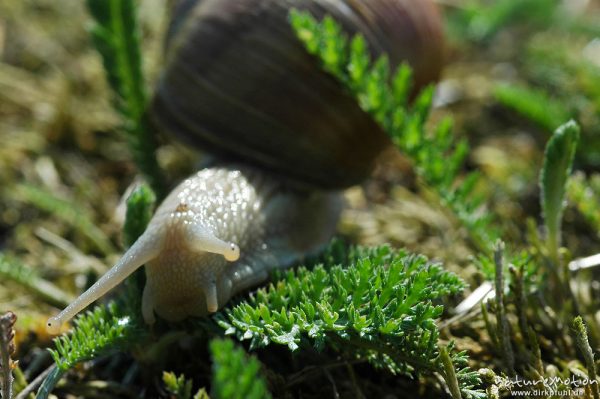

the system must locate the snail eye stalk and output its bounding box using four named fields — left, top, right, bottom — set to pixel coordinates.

left=184, top=223, right=240, bottom=262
